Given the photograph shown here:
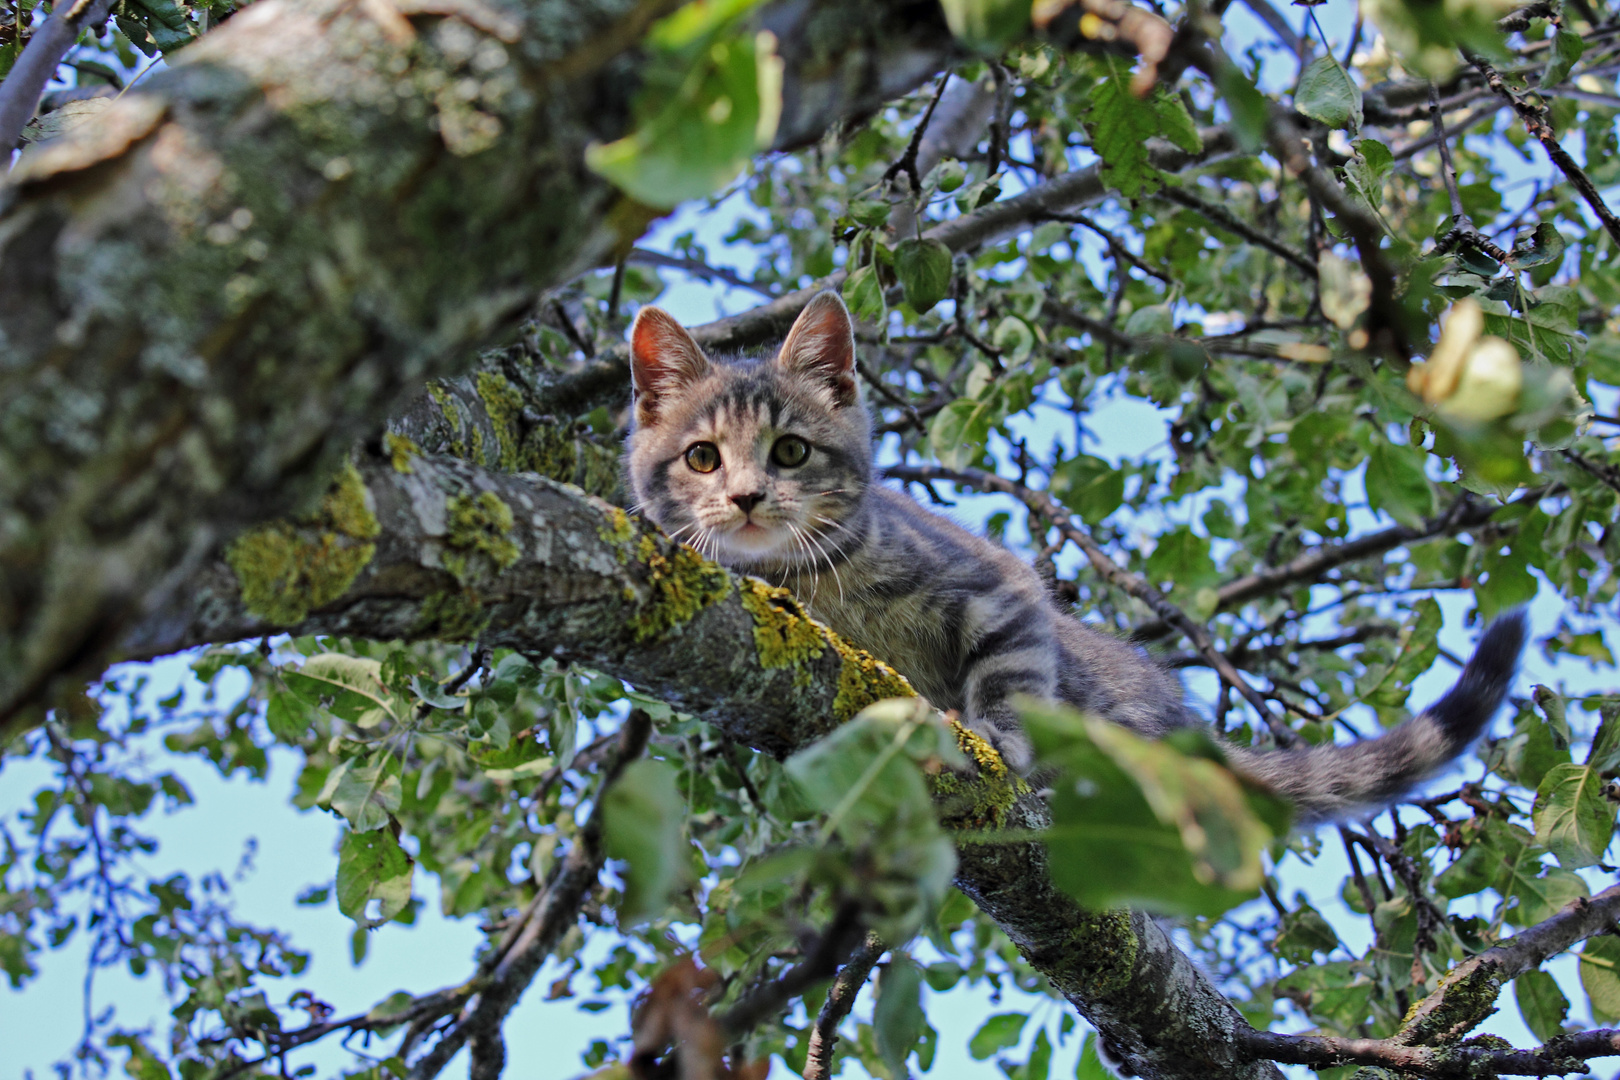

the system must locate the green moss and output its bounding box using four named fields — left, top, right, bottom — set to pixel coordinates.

left=930, top=720, right=1023, bottom=830
left=469, top=425, right=487, bottom=467
left=1059, top=910, right=1138, bottom=998
left=831, top=638, right=915, bottom=722
left=1399, top=964, right=1503, bottom=1045
left=385, top=433, right=419, bottom=474
left=628, top=534, right=732, bottom=642
left=739, top=579, right=828, bottom=682
left=413, top=588, right=490, bottom=642
left=226, top=461, right=378, bottom=625
left=476, top=371, right=527, bottom=473
left=442, top=491, right=520, bottom=580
